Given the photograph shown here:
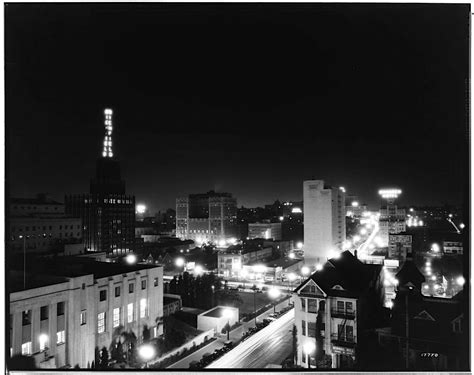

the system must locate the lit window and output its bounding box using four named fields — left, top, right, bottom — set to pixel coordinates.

left=113, top=308, right=120, bottom=328
left=39, top=334, right=48, bottom=351
left=56, top=330, right=65, bottom=344
left=140, top=298, right=147, bottom=318
left=127, top=303, right=134, bottom=323
left=154, top=278, right=159, bottom=287
left=98, top=312, right=106, bottom=333
left=141, top=280, right=147, bottom=290
left=21, top=342, right=32, bottom=355
left=80, top=311, right=87, bottom=325
left=99, top=290, right=107, bottom=301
